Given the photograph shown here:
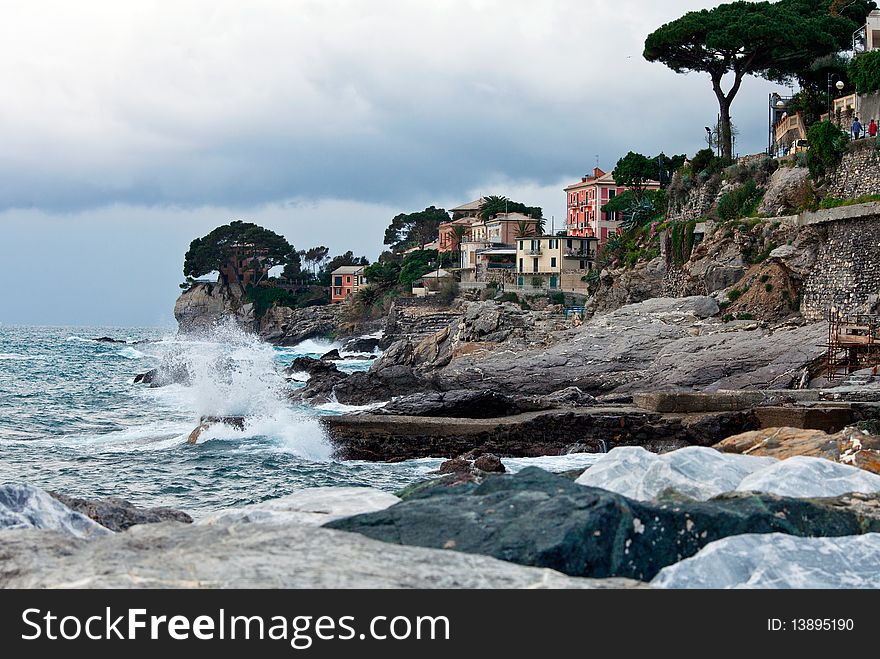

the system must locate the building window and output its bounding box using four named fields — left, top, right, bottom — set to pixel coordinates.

left=580, top=260, right=585, bottom=269
left=334, top=287, right=342, bottom=296
left=567, top=239, right=572, bottom=248
left=519, top=258, right=523, bottom=273
left=608, top=189, right=616, bottom=199
left=533, top=257, right=539, bottom=273
left=551, top=257, right=557, bottom=268
left=333, top=276, right=343, bottom=286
